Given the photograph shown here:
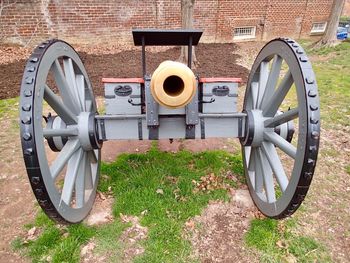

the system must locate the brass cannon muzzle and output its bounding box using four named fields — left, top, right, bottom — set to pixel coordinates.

left=150, top=61, right=196, bottom=108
